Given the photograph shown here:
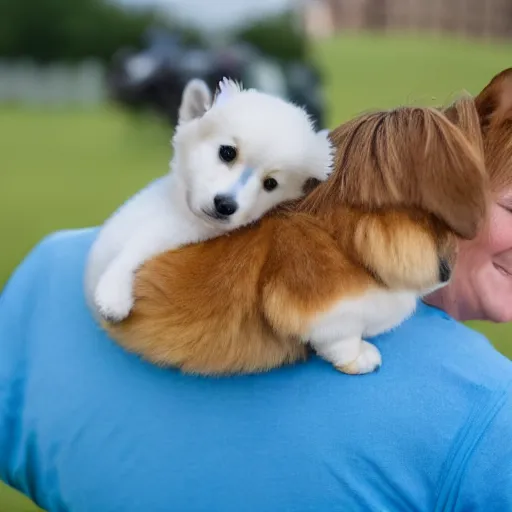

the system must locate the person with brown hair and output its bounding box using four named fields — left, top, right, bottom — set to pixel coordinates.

left=0, top=70, right=511, bottom=512
left=427, top=68, right=512, bottom=324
